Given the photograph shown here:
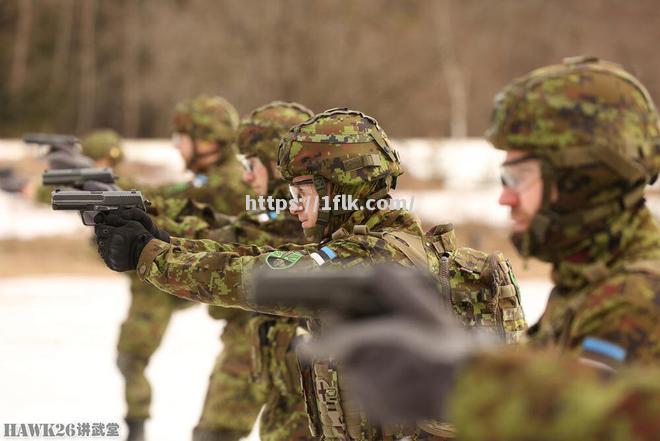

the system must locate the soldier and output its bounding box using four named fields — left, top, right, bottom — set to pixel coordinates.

left=298, top=57, right=660, bottom=440
left=95, top=108, right=525, bottom=440
left=80, top=129, right=124, bottom=168
left=450, top=55, right=660, bottom=438
left=116, top=95, right=262, bottom=441
left=202, top=101, right=315, bottom=441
